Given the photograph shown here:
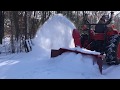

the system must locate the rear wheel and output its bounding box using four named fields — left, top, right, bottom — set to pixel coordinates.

left=105, top=35, right=120, bottom=65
